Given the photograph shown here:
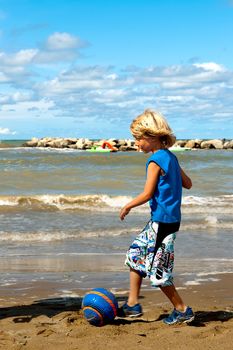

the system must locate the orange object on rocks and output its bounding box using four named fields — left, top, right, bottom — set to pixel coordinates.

left=102, top=141, right=117, bottom=151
